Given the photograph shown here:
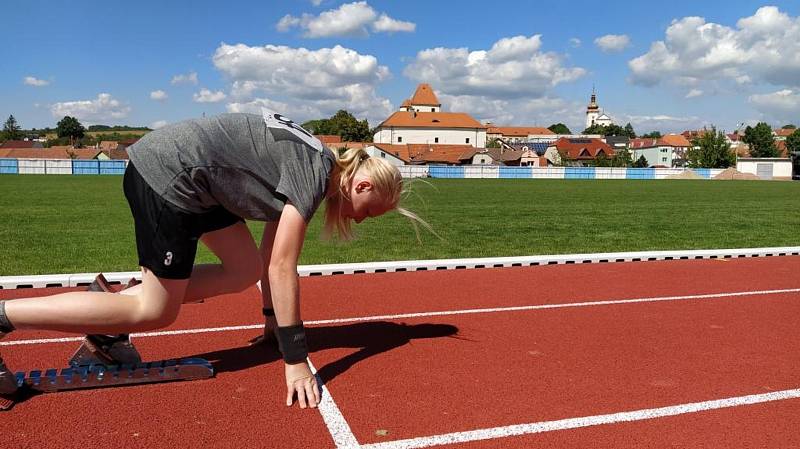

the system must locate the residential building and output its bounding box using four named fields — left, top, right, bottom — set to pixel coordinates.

left=629, top=134, right=692, bottom=167
left=486, top=126, right=554, bottom=144
left=0, top=148, right=104, bottom=160
left=370, top=143, right=477, bottom=165
left=774, top=128, right=795, bottom=141
left=548, top=137, right=614, bottom=166
left=373, top=84, right=487, bottom=147
left=0, top=140, right=43, bottom=149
